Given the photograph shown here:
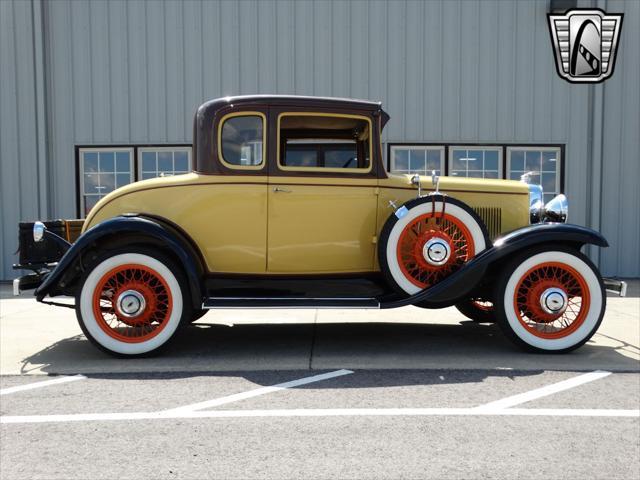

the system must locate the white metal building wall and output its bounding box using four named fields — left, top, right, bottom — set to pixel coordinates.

left=1, top=0, right=638, bottom=279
